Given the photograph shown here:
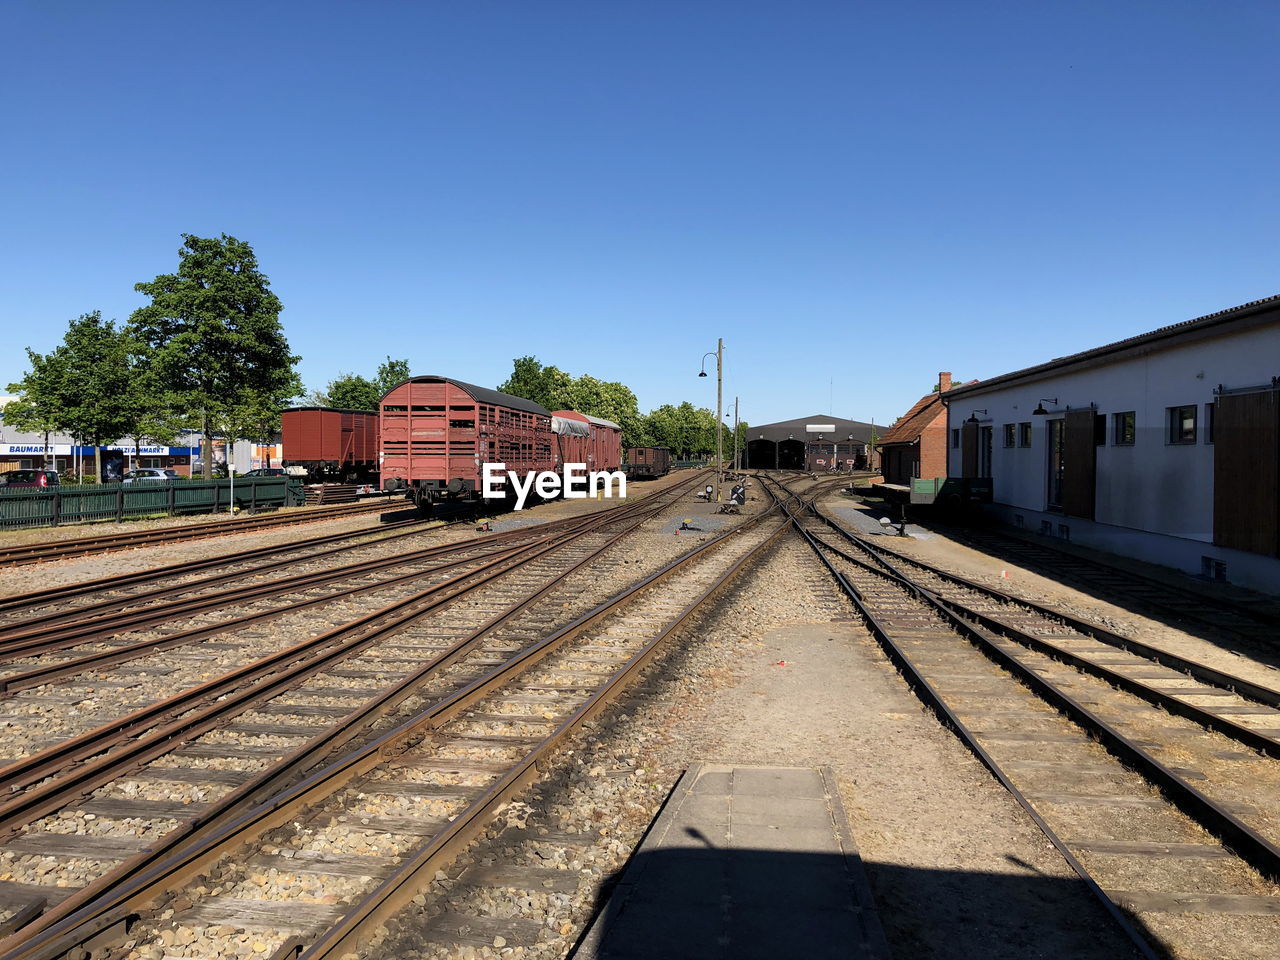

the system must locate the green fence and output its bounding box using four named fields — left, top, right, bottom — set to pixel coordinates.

left=0, top=478, right=304, bottom=530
